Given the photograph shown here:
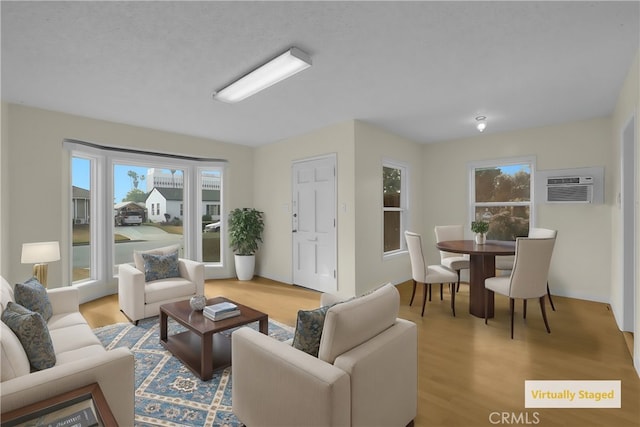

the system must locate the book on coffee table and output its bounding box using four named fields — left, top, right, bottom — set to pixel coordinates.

left=205, top=301, right=237, bottom=315
left=203, top=308, right=240, bottom=321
